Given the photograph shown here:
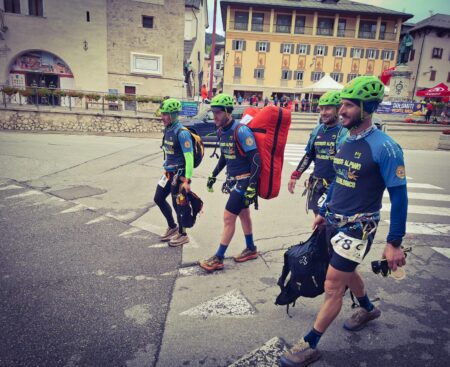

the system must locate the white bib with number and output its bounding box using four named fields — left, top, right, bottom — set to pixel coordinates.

left=158, top=174, right=169, bottom=188
left=317, top=193, right=327, bottom=208
left=331, top=231, right=368, bottom=263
